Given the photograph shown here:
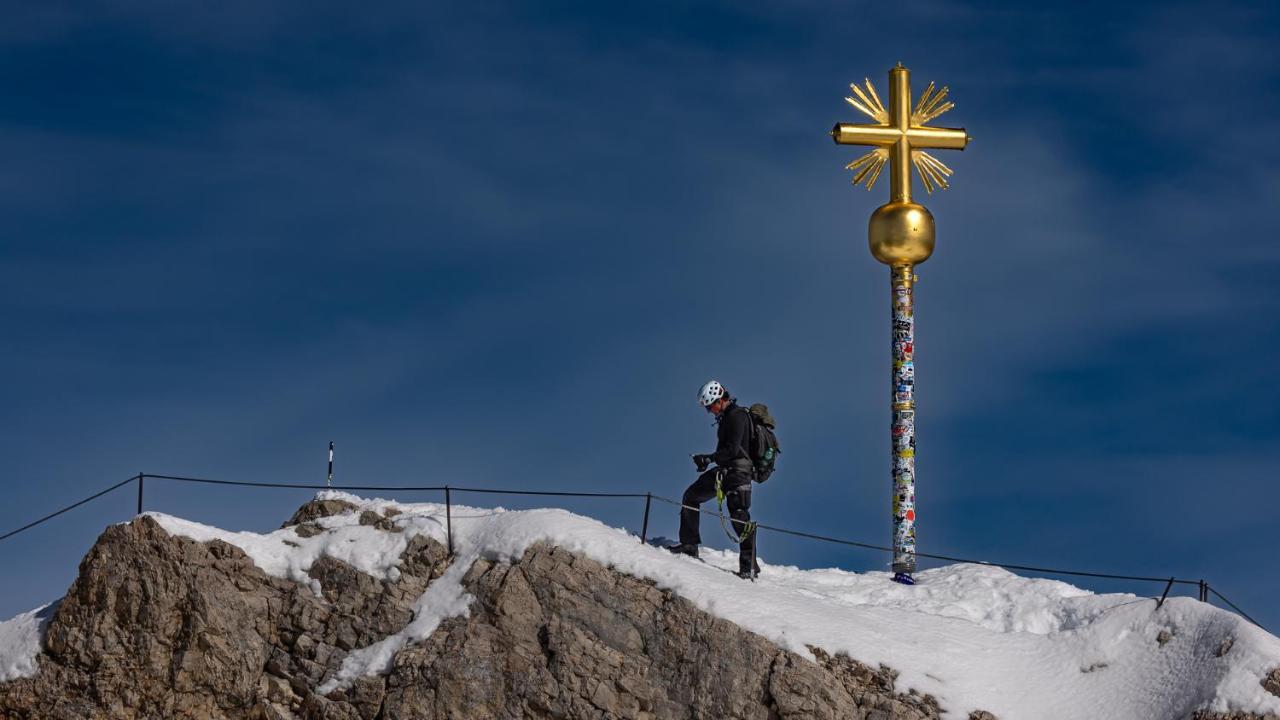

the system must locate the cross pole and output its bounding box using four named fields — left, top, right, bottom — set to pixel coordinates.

left=830, top=63, right=969, bottom=583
